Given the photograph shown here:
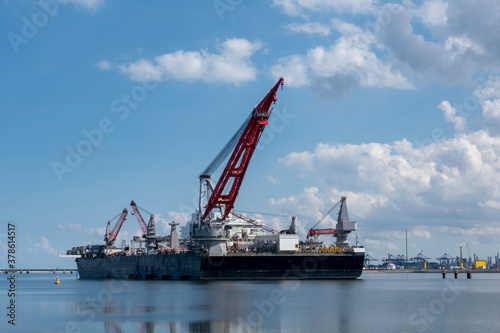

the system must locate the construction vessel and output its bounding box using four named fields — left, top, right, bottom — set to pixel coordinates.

left=64, top=78, right=365, bottom=280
